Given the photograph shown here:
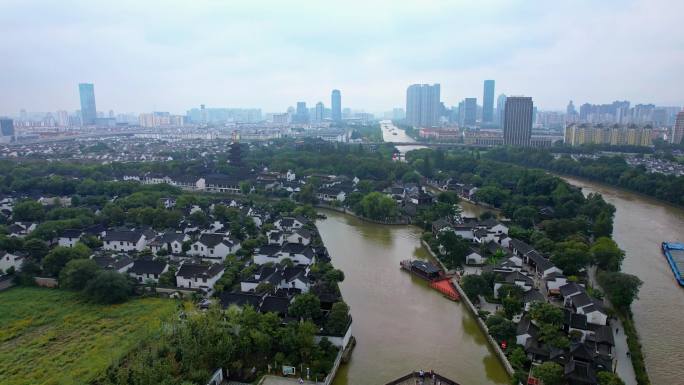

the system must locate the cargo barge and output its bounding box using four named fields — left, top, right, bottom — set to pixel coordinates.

left=662, top=242, right=684, bottom=286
